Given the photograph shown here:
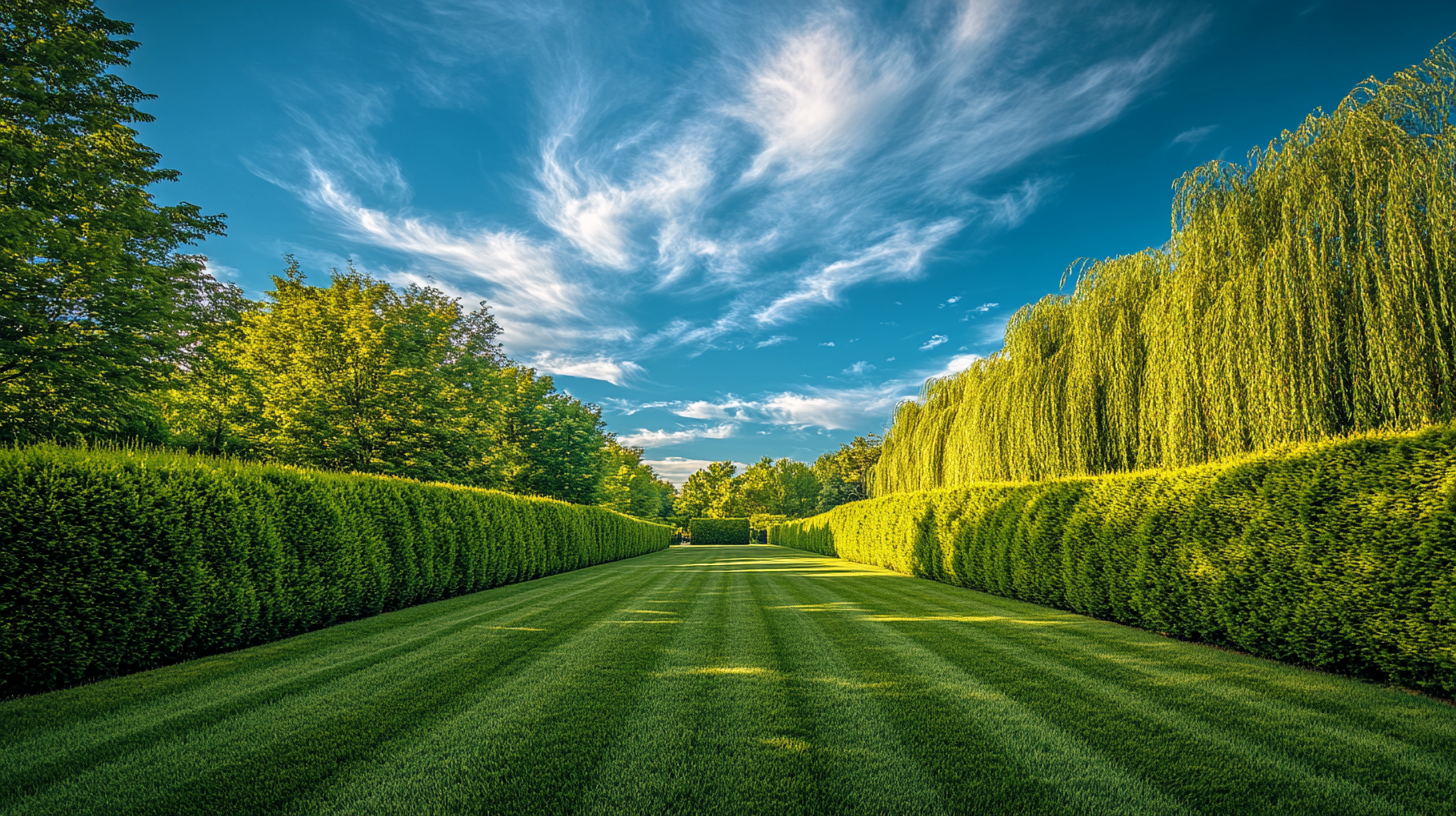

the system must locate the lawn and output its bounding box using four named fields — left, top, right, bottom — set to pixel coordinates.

left=2, top=545, right=1452, bottom=815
